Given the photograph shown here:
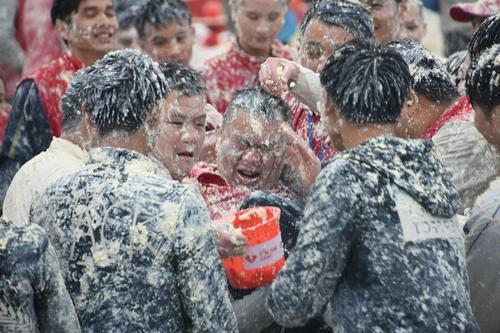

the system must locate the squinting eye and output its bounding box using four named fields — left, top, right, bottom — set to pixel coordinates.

left=168, top=121, right=182, bottom=126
